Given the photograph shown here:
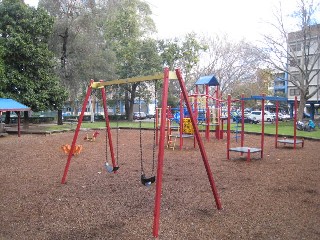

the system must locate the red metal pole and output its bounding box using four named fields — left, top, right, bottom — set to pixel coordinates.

left=179, top=91, right=183, bottom=150
left=215, top=86, right=220, bottom=139
left=176, top=68, right=222, bottom=209
left=61, top=80, right=93, bottom=184
left=100, top=83, right=117, bottom=172
left=294, top=96, right=297, bottom=149
left=247, top=149, right=251, bottom=162
left=275, top=101, right=279, bottom=148
left=194, top=86, right=199, bottom=145
left=261, top=94, right=265, bottom=158
left=153, top=68, right=170, bottom=238
left=241, top=94, right=245, bottom=148
left=195, top=85, right=198, bottom=125
left=227, top=95, right=231, bottom=159
left=205, top=85, right=210, bottom=141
